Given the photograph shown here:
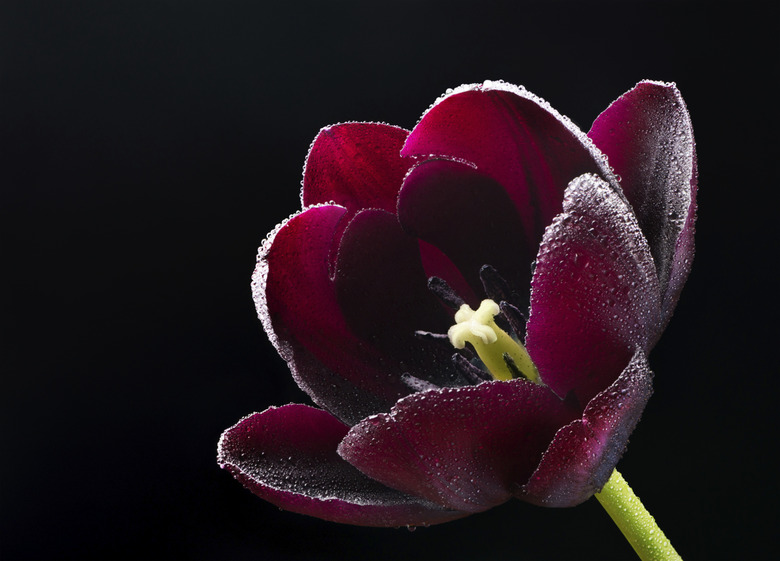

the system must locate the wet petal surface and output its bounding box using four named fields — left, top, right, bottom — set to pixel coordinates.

left=525, top=174, right=661, bottom=406
left=403, top=82, right=616, bottom=251
left=303, top=122, right=412, bottom=214
left=519, top=350, right=653, bottom=507
left=339, top=380, right=578, bottom=512
left=588, top=81, right=697, bottom=326
left=218, top=405, right=467, bottom=527
left=254, top=205, right=411, bottom=424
